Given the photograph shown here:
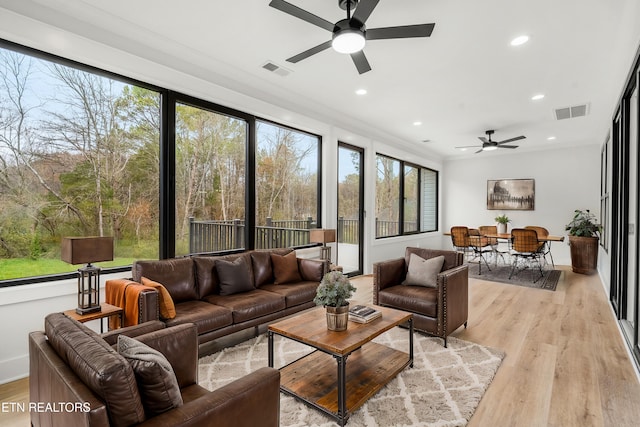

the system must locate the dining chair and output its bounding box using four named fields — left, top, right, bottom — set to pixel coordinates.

left=450, top=226, right=474, bottom=260
left=509, top=228, right=545, bottom=282
left=478, top=225, right=507, bottom=265
left=468, top=228, right=493, bottom=273
left=525, top=225, right=554, bottom=268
